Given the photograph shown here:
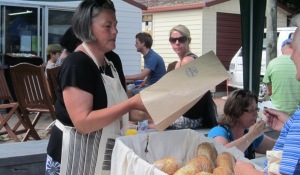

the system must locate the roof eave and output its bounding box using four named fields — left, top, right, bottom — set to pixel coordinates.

left=205, top=0, right=230, bottom=7
left=143, top=2, right=206, bottom=13
left=123, top=0, right=147, bottom=10
left=141, top=0, right=294, bottom=15
left=277, top=2, right=296, bottom=15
